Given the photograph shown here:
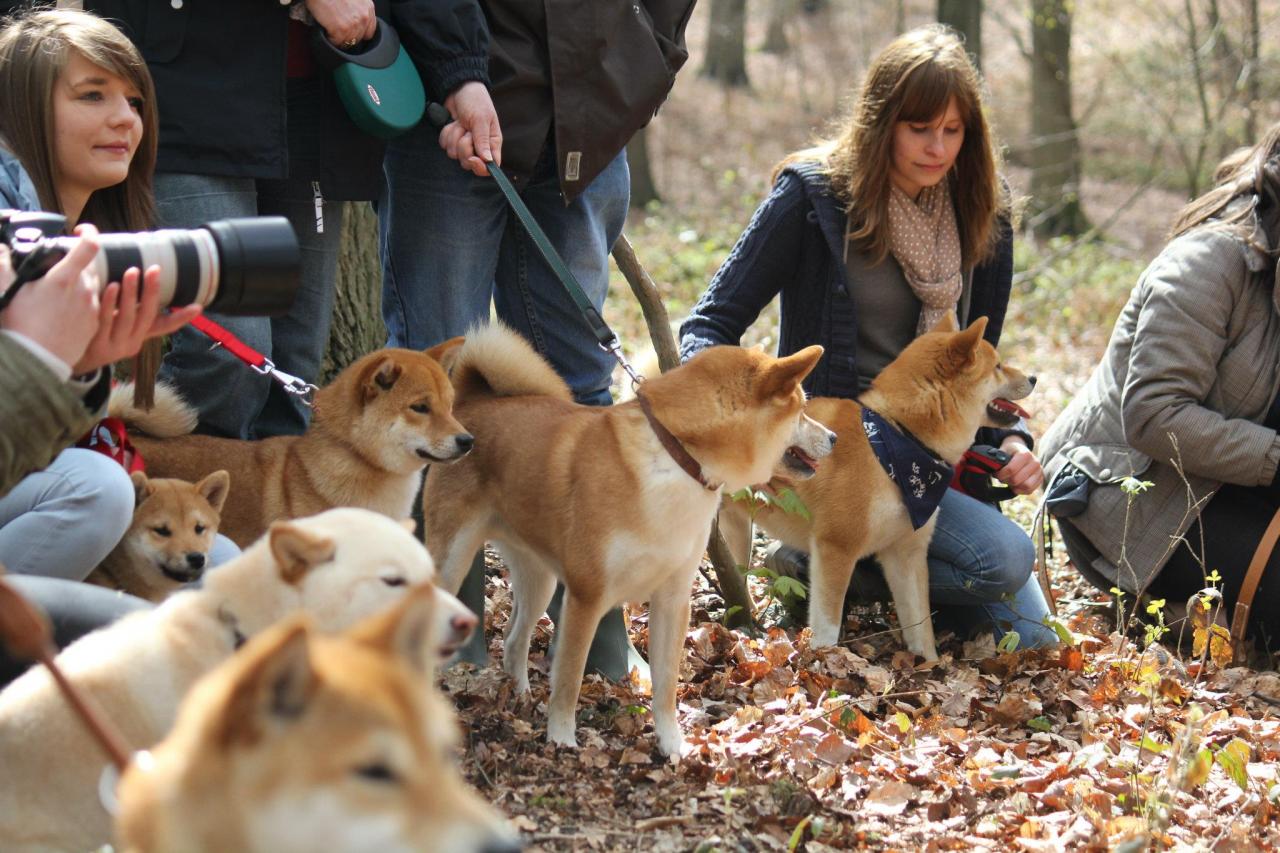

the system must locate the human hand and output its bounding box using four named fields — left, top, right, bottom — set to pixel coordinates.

left=304, top=0, right=375, bottom=48
left=0, top=225, right=103, bottom=370
left=71, top=264, right=202, bottom=375
left=994, top=437, right=1044, bottom=495
left=440, top=81, right=502, bottom=177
